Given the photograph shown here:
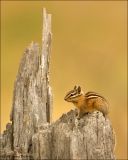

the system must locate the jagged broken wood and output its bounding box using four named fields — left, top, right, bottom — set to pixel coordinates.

left=1, top=8, right=116, bottom=160
left=11, top=8, right=52, bottom=155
